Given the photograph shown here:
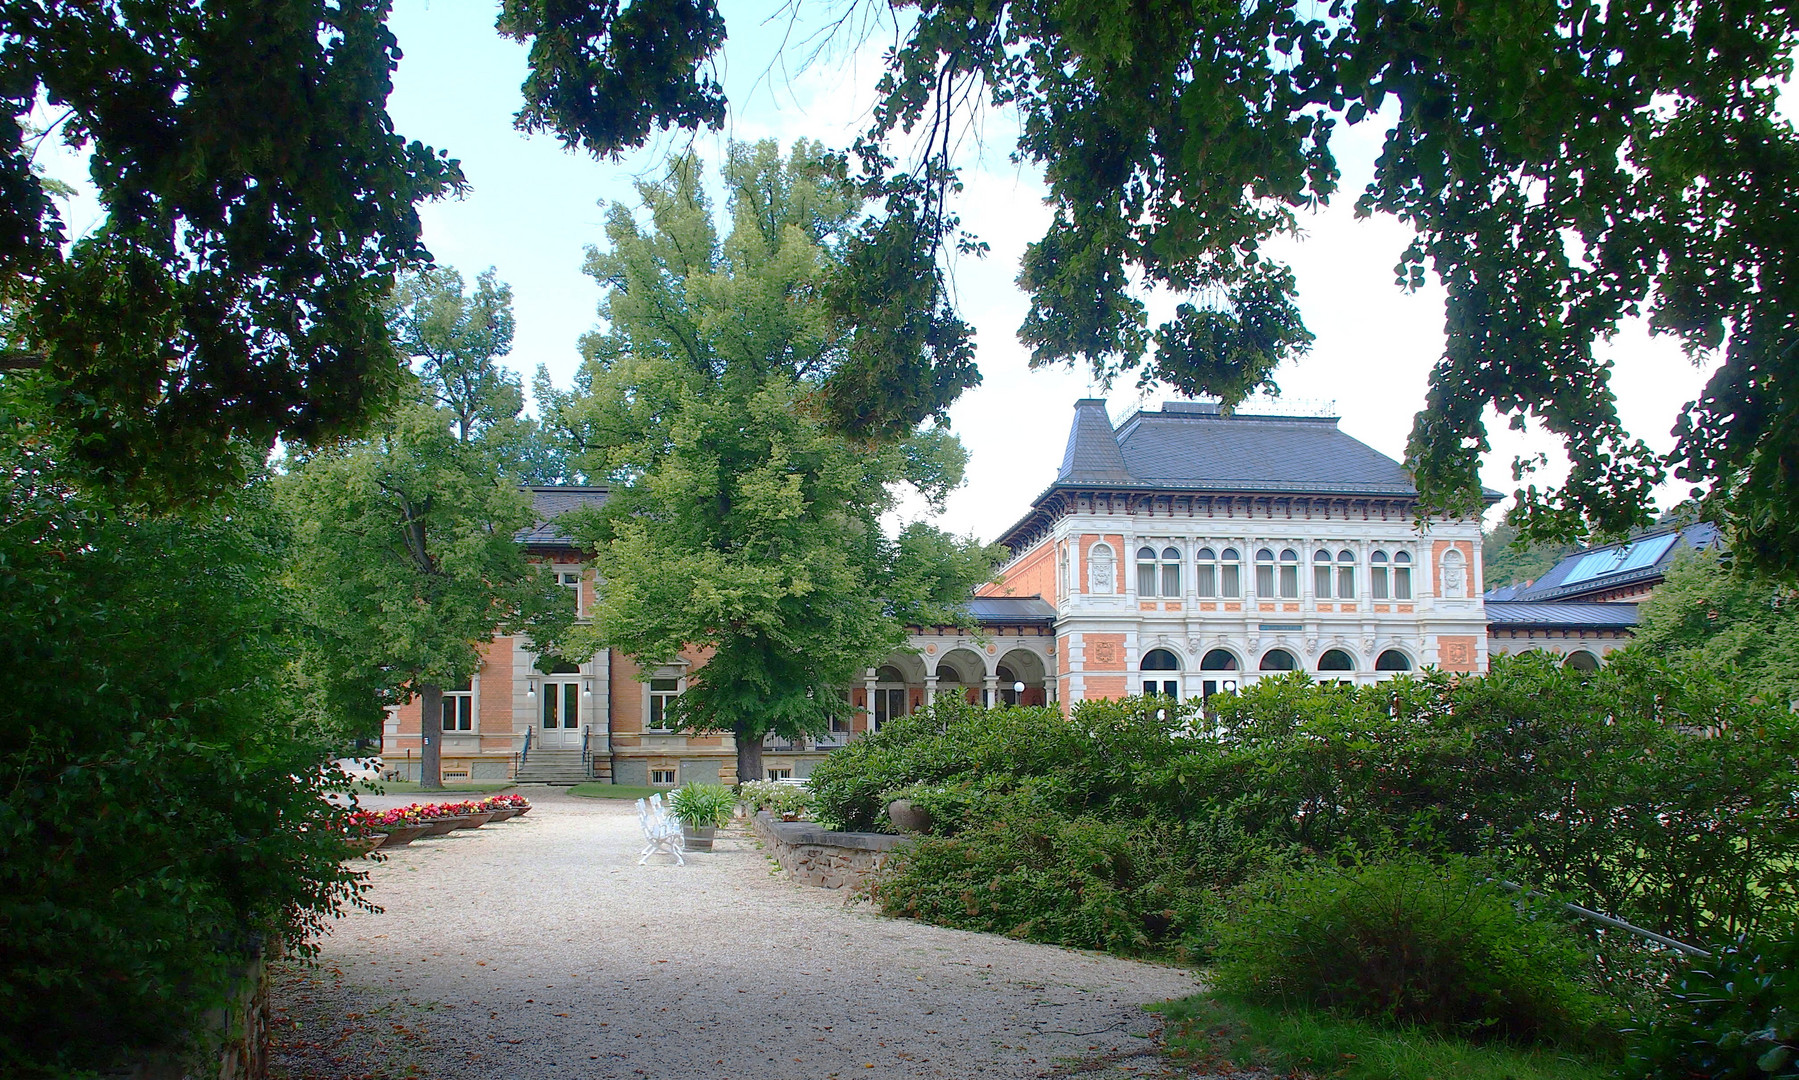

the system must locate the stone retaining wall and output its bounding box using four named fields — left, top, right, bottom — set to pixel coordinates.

left=751, top=813, right=912, bottom=890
